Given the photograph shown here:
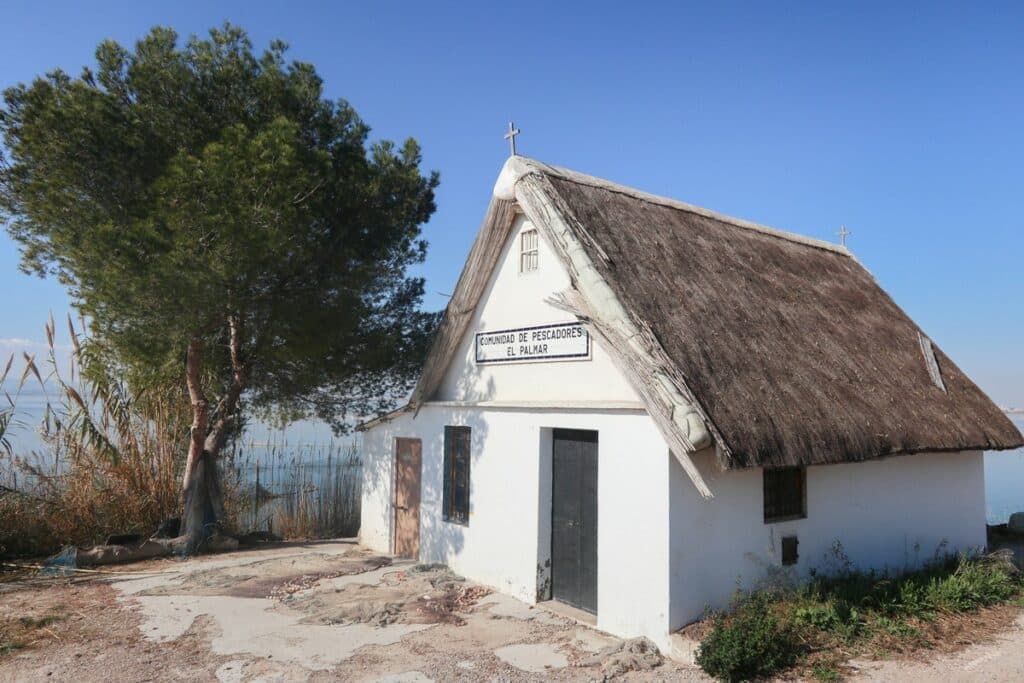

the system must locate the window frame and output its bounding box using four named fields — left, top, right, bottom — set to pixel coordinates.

left=762, top=466, right=807, bottom=523
left=519, top=228, right=539, bottom=274
left=781, top=535, right=799, bottom=565
left=442, top=425, right=471, bottom=525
